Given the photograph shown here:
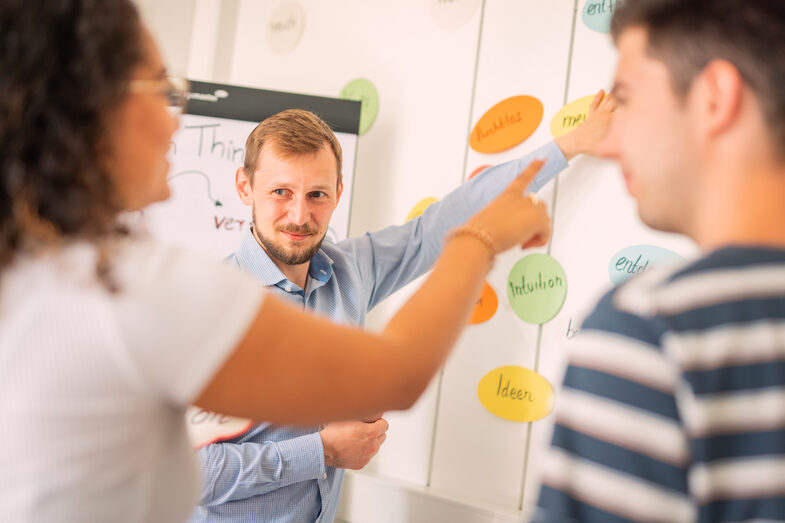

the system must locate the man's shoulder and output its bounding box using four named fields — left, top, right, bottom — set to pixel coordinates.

left=584, top=246, right=785, bottom=341
left=581, top=260, right=685, bottom=347
left=319, top=236, right=371, bottom=267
